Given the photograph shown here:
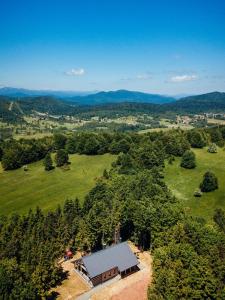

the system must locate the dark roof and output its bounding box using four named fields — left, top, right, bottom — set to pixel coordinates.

left=82, top=242, right=139, bottom=279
